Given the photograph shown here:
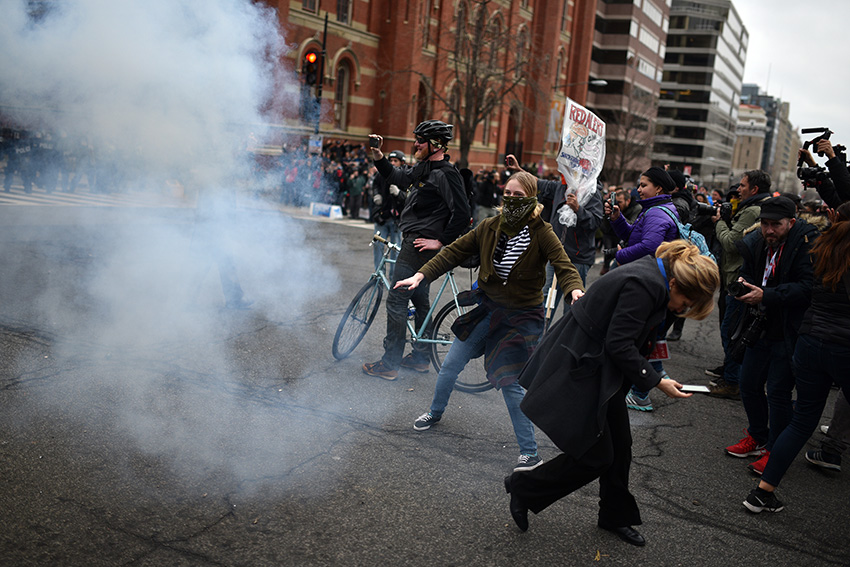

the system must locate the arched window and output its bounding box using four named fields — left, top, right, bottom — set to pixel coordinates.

left=555, top=49, right=565, bottom=88
left=448, top=84, right=462, bottom=126
left=517, top=27, right=529, bottom=78
left=455, top=1, right=468, bottom=55
left=334, top=62, right=350, bottom=130
left=416, top=81, right=431, bottom=127
left=487, top=16, right=501, bottom=68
